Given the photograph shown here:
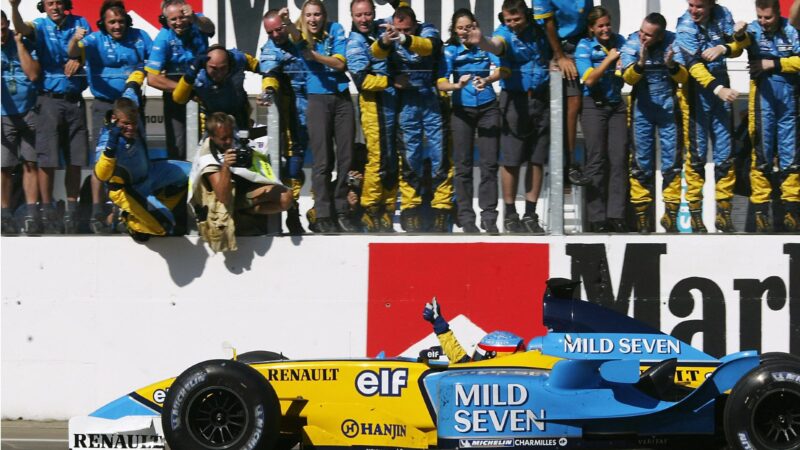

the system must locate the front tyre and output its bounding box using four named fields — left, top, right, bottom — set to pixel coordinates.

left=724, top=360, right=800, bottom=450
left=162, top=359, right=280, bottom=450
